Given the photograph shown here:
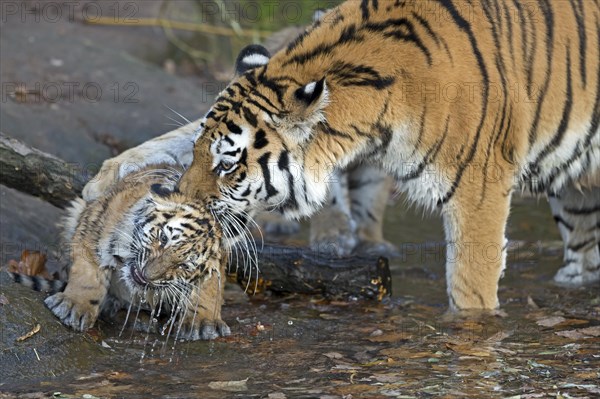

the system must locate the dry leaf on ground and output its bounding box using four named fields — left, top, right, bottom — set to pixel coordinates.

left=536, top=316, right=566, bottom=327
left=7, top=250, right=50, bottom=278
left=208, top=378, right=248, bottom=392
left=16, top=324, right=41, bottom=342
left=555, top=326, right=600, bottom=340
